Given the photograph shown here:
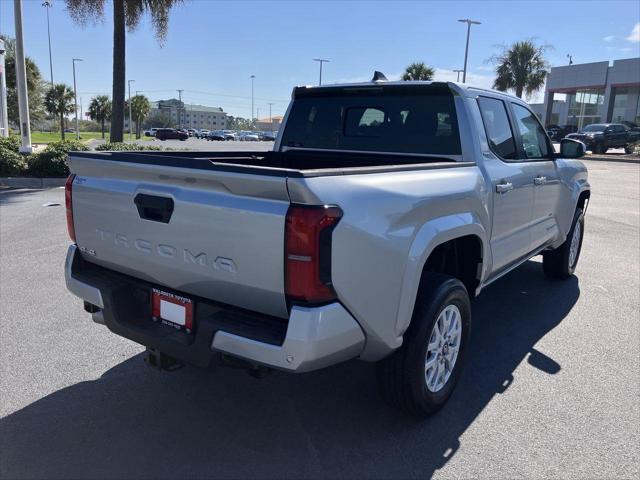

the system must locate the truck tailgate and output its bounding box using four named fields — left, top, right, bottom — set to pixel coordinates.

left=69, top=155, right=290, bottom=318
